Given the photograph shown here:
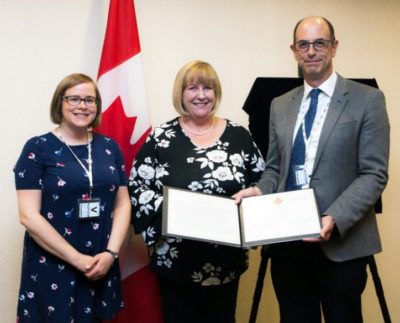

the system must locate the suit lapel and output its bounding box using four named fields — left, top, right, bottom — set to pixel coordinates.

left=283, top=87, right=304, bottom=173
left=312, top=75, right=349, bottom=172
